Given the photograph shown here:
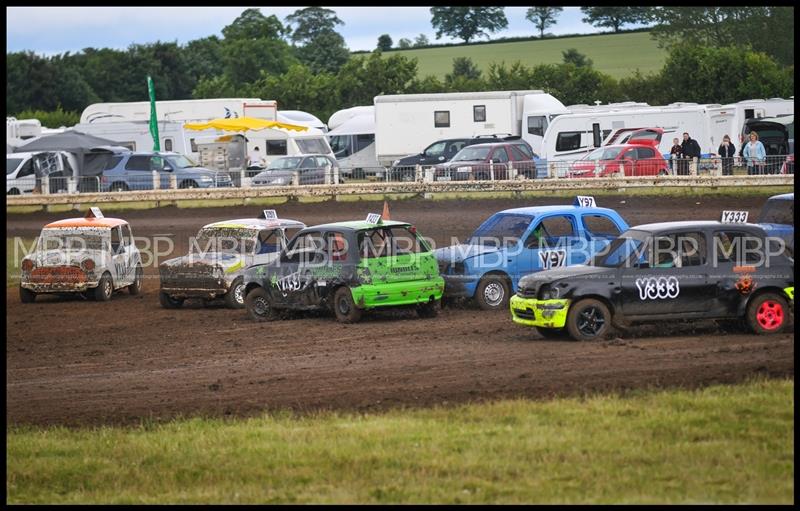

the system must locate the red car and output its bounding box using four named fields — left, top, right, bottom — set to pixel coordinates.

left=569, top=128, right=670, bottom=178
left=433, top=141, right=541, bottom=181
